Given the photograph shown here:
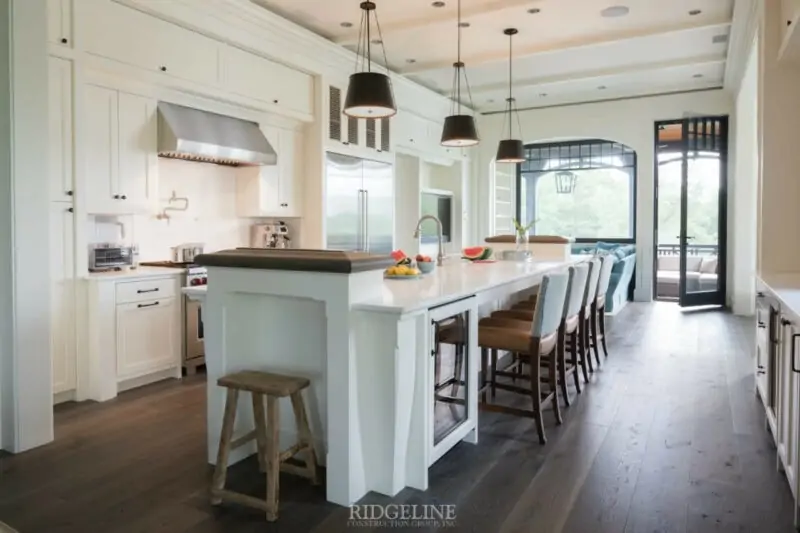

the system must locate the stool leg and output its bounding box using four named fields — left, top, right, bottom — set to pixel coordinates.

left=570, top=331, right=582, bottom=394
left=558, top=325, right=570, bottom=407
left=451, top=344, right=464, bottom=396
left=599, top=305, right=609, bottom=358
left=490, top=349, right=498, bottom=400
left=578, top=320, right=590, bottom=383
left=265, top=396, right=280, bottom=522
left=480, top=348, right=488, bottom=403
left=529, top=341, right=546, bottom=445
left=252, top=393, right=268, bottom=473
left=290, top=391, right=319, bottom=485
left=549, top=345, right=562, bottom=426
left=211, top=388, right=239, bottom=505
left=590, top=303, right=601, bottom=369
